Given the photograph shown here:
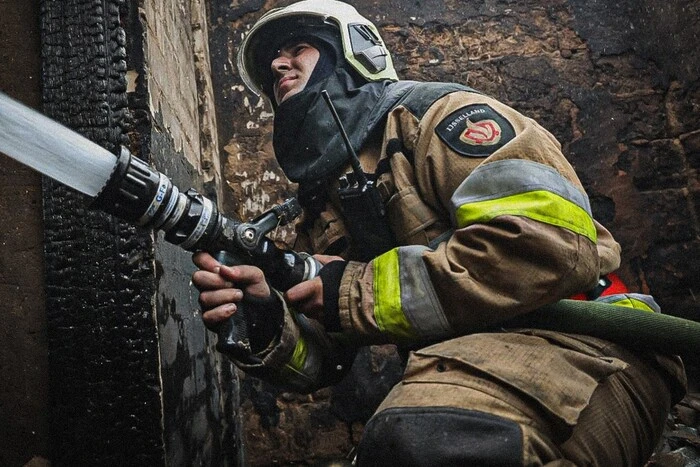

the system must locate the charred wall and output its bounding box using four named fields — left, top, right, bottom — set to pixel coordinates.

left=210, top=0, right=699, bottom=464
left=139, top=1, right=239, bottom=464
left=0, top=0, right=241, bottom=465
left=40, top=0, right=163, bottom=464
